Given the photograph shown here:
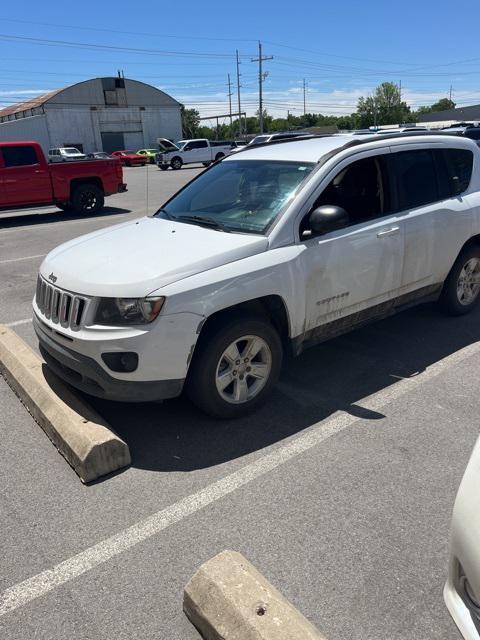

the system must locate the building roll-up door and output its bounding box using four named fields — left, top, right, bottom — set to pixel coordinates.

left=101, top=132, right=125, bottom=154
